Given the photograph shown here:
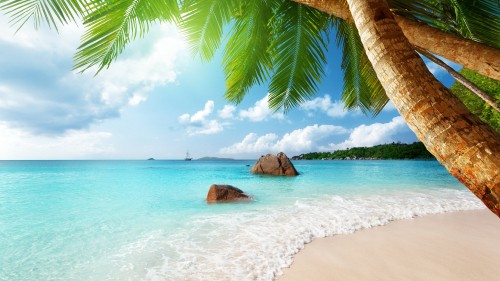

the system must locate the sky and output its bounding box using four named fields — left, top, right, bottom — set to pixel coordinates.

left=0, top=15, right=460, bottom=160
